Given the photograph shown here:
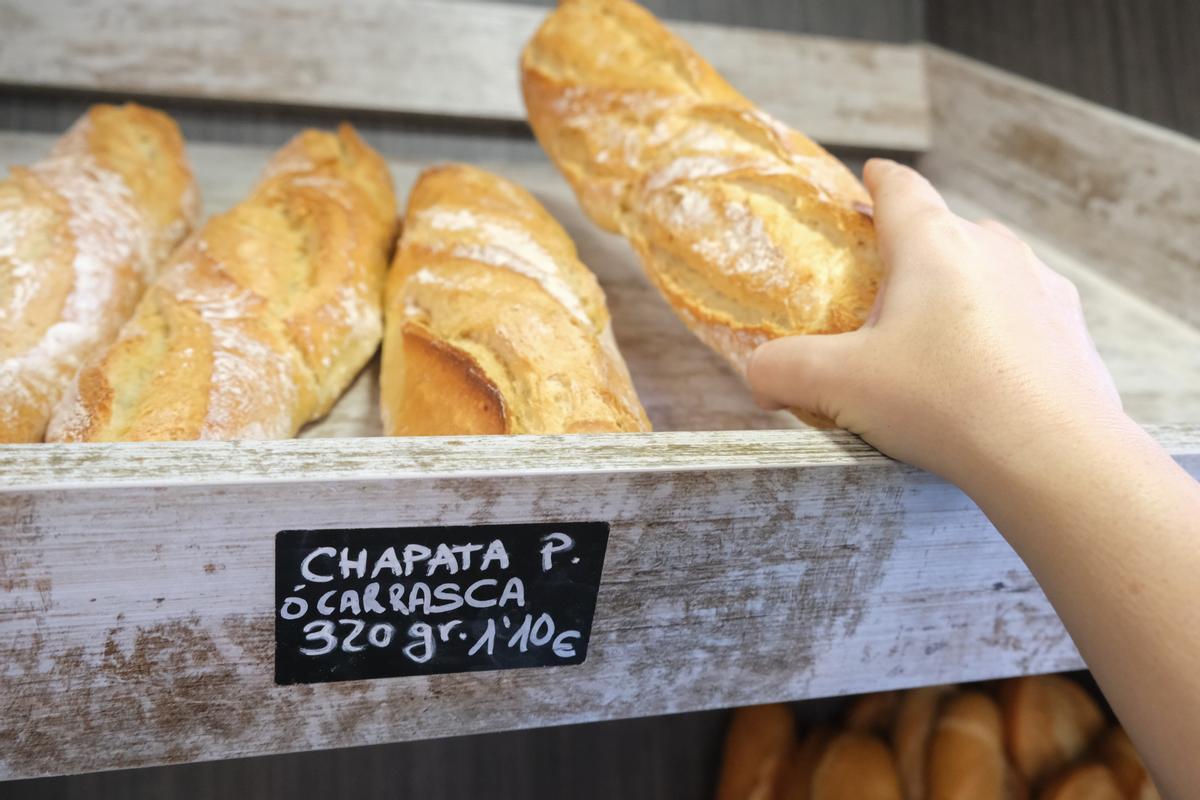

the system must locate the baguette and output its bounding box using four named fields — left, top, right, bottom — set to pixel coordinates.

left=893, top=685, right=958, bottom=800
left=810, top=731, right=903, bottom=800
left=1, top=103, right=198, bottom=442
left=844, top=691, right=902, bottom=736
left=1000, top=676, right=1105, bottom=788
left=1039, top=765, right=1123, bottom=800
left=1096, top=727, right=1161, bottom=800
left=927, top=691, right=1027, bottom=800
left=776, top=728, right=833, bottom=800
left=521, top=0, right=882, bottom=386
left=715, top=704, right=796, bottom=800
left=48, top=124, right=395, bottom=441
left=381, top=163, right=650, bottom=435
